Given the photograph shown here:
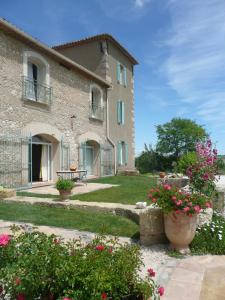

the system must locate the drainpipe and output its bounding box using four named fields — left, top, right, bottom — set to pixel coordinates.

left=106, top=88, right=117, bottom=174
